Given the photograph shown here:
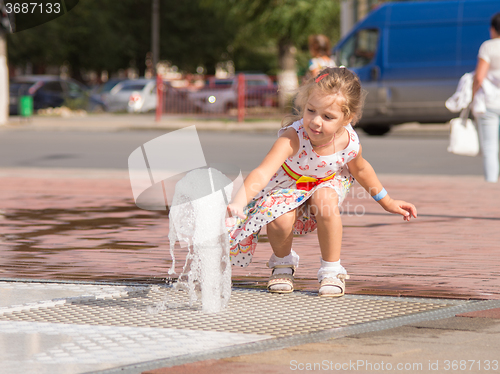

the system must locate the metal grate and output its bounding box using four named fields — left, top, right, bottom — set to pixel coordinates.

left=0, top=286, right=449, bottom=338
